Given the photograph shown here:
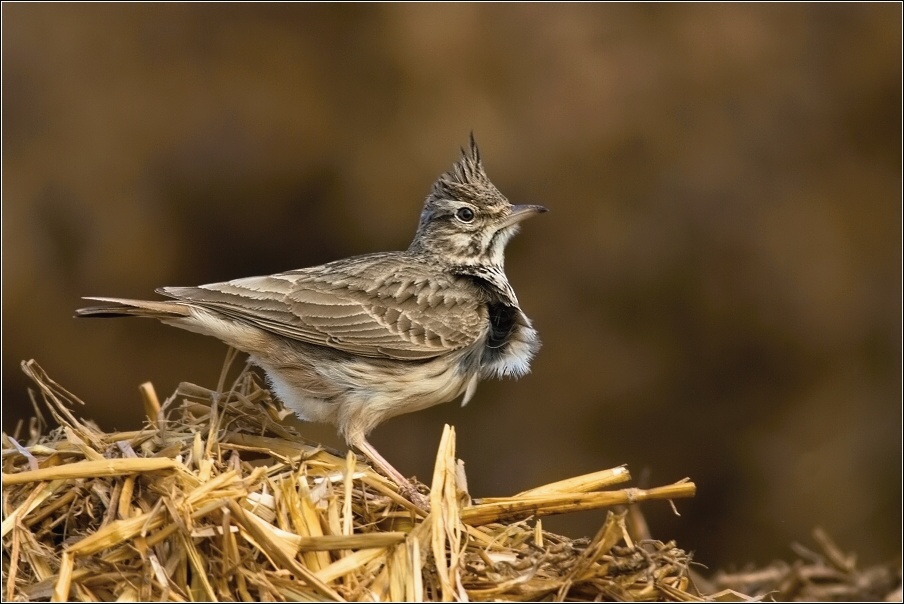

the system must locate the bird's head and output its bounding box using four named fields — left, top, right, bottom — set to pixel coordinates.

left=409, top=136, right=547, bottom=268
